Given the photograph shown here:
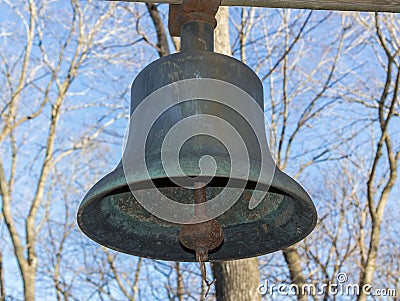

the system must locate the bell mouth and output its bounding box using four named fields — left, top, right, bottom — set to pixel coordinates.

left=77, top=169, right=317, bottom=262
